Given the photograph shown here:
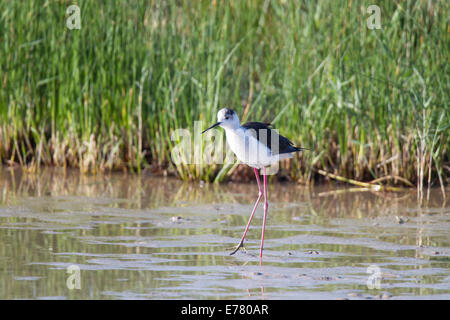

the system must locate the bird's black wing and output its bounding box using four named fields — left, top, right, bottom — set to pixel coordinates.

left=242, top=122, right=303, bottom=154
